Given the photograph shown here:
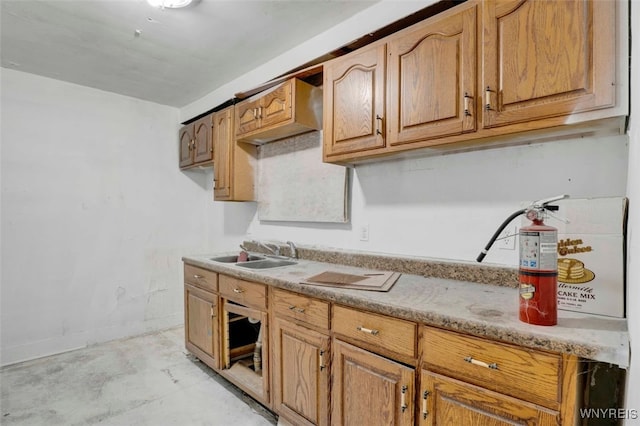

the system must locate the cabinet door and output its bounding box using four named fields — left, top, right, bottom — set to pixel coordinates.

left=235, top=98, right=261, bottom=136
left=179, top=125, right=193, bottom=168
left=259, top=80, right=293, bottom=129
left=323, top=44, right=386, bottom=157
left=273, top=319, right=330, bottom=426
left=213, top=107, right=232, bottom=200
left=419, top=370, right=559, bottom=426
left=388, top=4, right=477, bottom=146
left=482, top=0, right=615, bottom=128
left=332, top=339, right=414, bottom=426
left=193, top=115, right=213, bottom=163
left=184, top=284, right=218, bottom=370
